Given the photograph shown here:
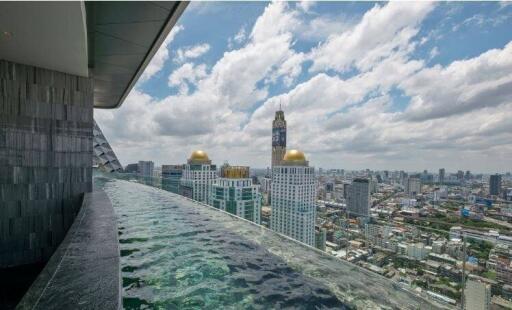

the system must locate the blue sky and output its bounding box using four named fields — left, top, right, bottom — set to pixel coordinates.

left=96, top=1, right=512, bottom=173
